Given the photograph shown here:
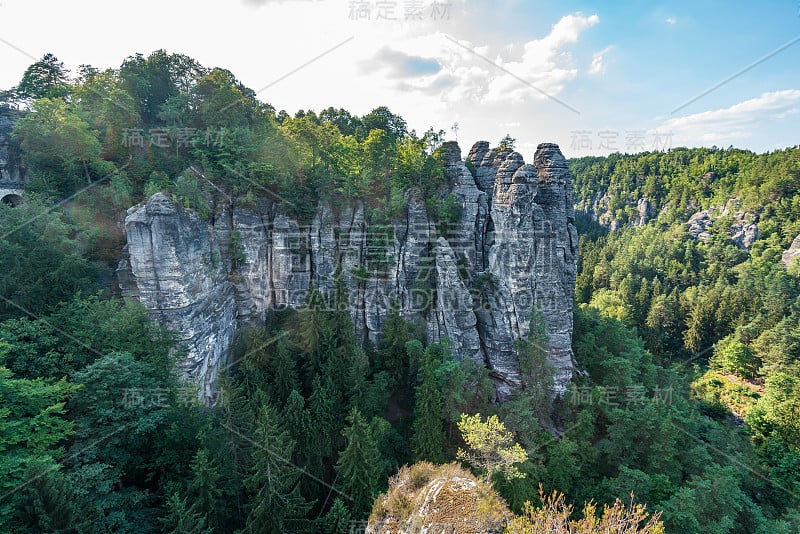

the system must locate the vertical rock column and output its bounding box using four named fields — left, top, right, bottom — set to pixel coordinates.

left=122, top=193, right=237, bottom=402
left=532, top=143, right=578, bottom=392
